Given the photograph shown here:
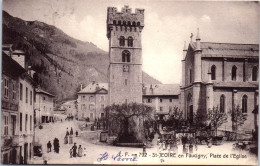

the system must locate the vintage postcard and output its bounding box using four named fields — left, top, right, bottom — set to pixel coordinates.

left=1, top=0, right=259, bottom=165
